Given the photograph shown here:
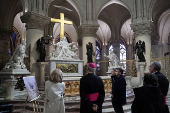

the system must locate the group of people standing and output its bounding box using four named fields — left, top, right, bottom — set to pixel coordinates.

left=131, top=61, right=169, bottom=113
left=43, top=61, right=169, bottom=113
